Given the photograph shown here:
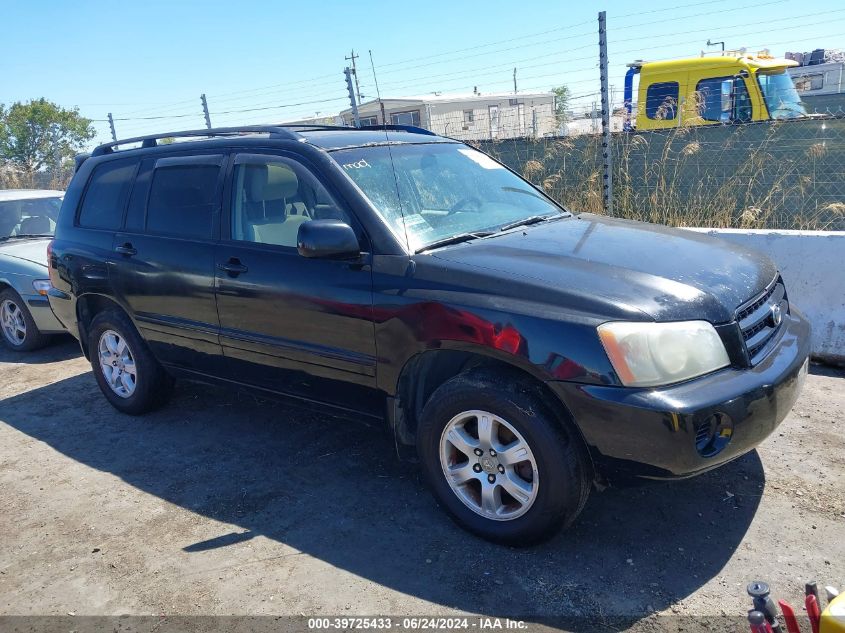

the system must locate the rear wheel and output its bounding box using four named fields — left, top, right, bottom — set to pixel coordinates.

left=88, top=309, right=173, bottom=415
left=417, top=371, right=591, bottom=545
left=0, top=288, right=49, bottom=351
